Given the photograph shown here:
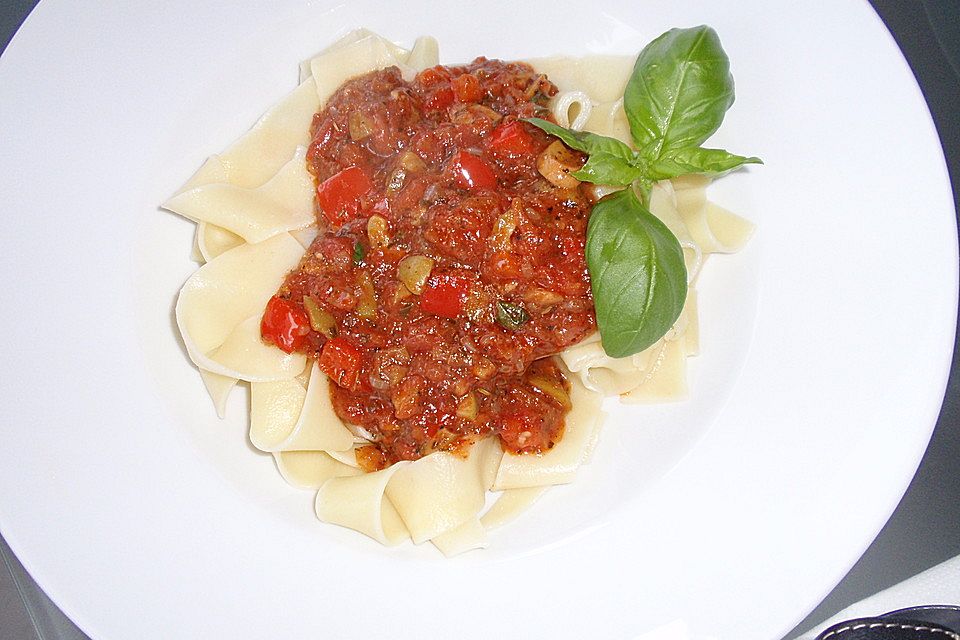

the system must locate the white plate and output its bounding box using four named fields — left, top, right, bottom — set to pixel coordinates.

left=0, top=1, right=955, bottom=639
